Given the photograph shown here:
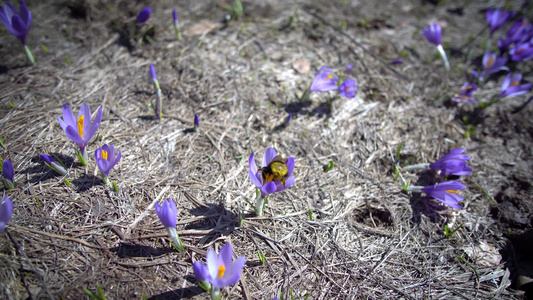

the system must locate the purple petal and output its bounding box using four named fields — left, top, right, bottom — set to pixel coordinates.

left=223, top=256, right=246, bottom=286
left=19, top=0, right=31, bottom=27
left=136, top=7, right=151, bottom=24
left=0, top=197, right=14, bottom=232
left=62, top=104, right=77, bottom=129
left=2, top=160, right=14, bottom=181
left=150, top=64, right=157, bottom=81
left=65, top=126, right=84, bottom=147
left=262, top=147, right=277, bottom=167
left=173, top=8, right=178, bottom=21
left=40, top=154, right=54, bottom=165
left=261, top=181, right=277, bottom=195
left=193, top=261, right=209, bottom=281
left=206, top=248, right=220, bottom=280
left=86, top=107, right=102, bottom=142
left=219, top=243, right=233, bottom=266
left=285, top=157, right=295, bottom=176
